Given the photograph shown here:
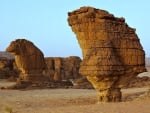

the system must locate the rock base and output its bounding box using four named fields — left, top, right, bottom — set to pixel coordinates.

left=98, top=88, right=121, bottom=102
